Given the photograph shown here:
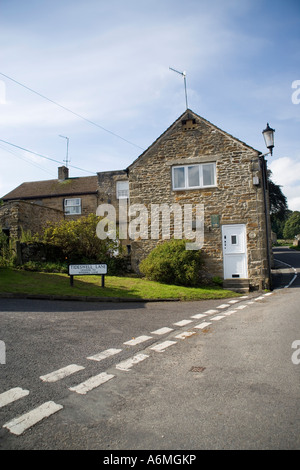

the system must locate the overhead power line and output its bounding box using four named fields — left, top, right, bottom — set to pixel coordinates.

left=0, top=138, right=96, bottom=175
left=0, top=72, right=145, bottom=151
